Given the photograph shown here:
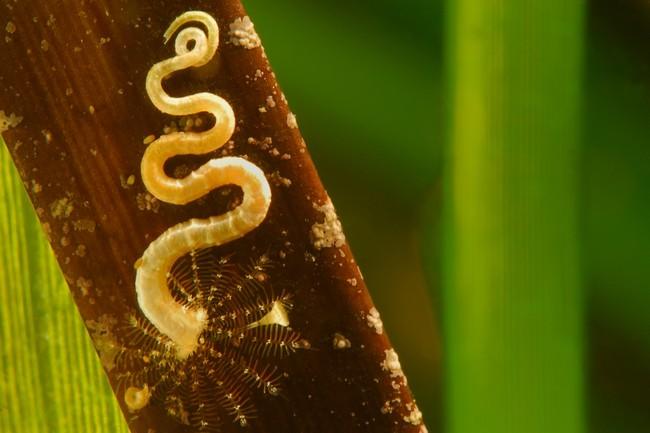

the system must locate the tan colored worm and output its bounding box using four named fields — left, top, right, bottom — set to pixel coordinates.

left=135, top=11, right=271, bottom=360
